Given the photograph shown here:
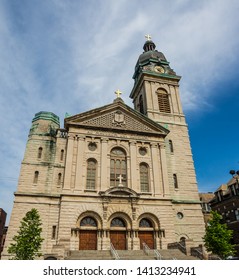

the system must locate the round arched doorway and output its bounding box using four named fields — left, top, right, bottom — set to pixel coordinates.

left=138, top=218, right=155, bottom=249
left=79, top=217, right=98, bottom=250
left=110, top=217, right=127, bottom=250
